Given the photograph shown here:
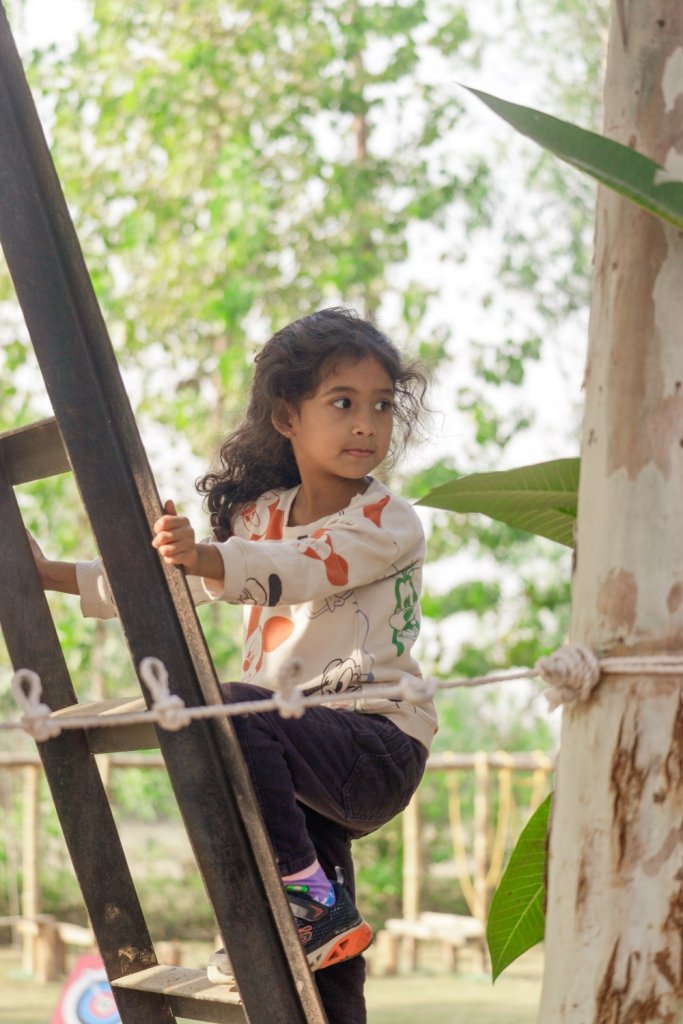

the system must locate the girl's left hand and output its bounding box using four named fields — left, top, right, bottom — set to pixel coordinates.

left=152, top=500, right=201, bottom=574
